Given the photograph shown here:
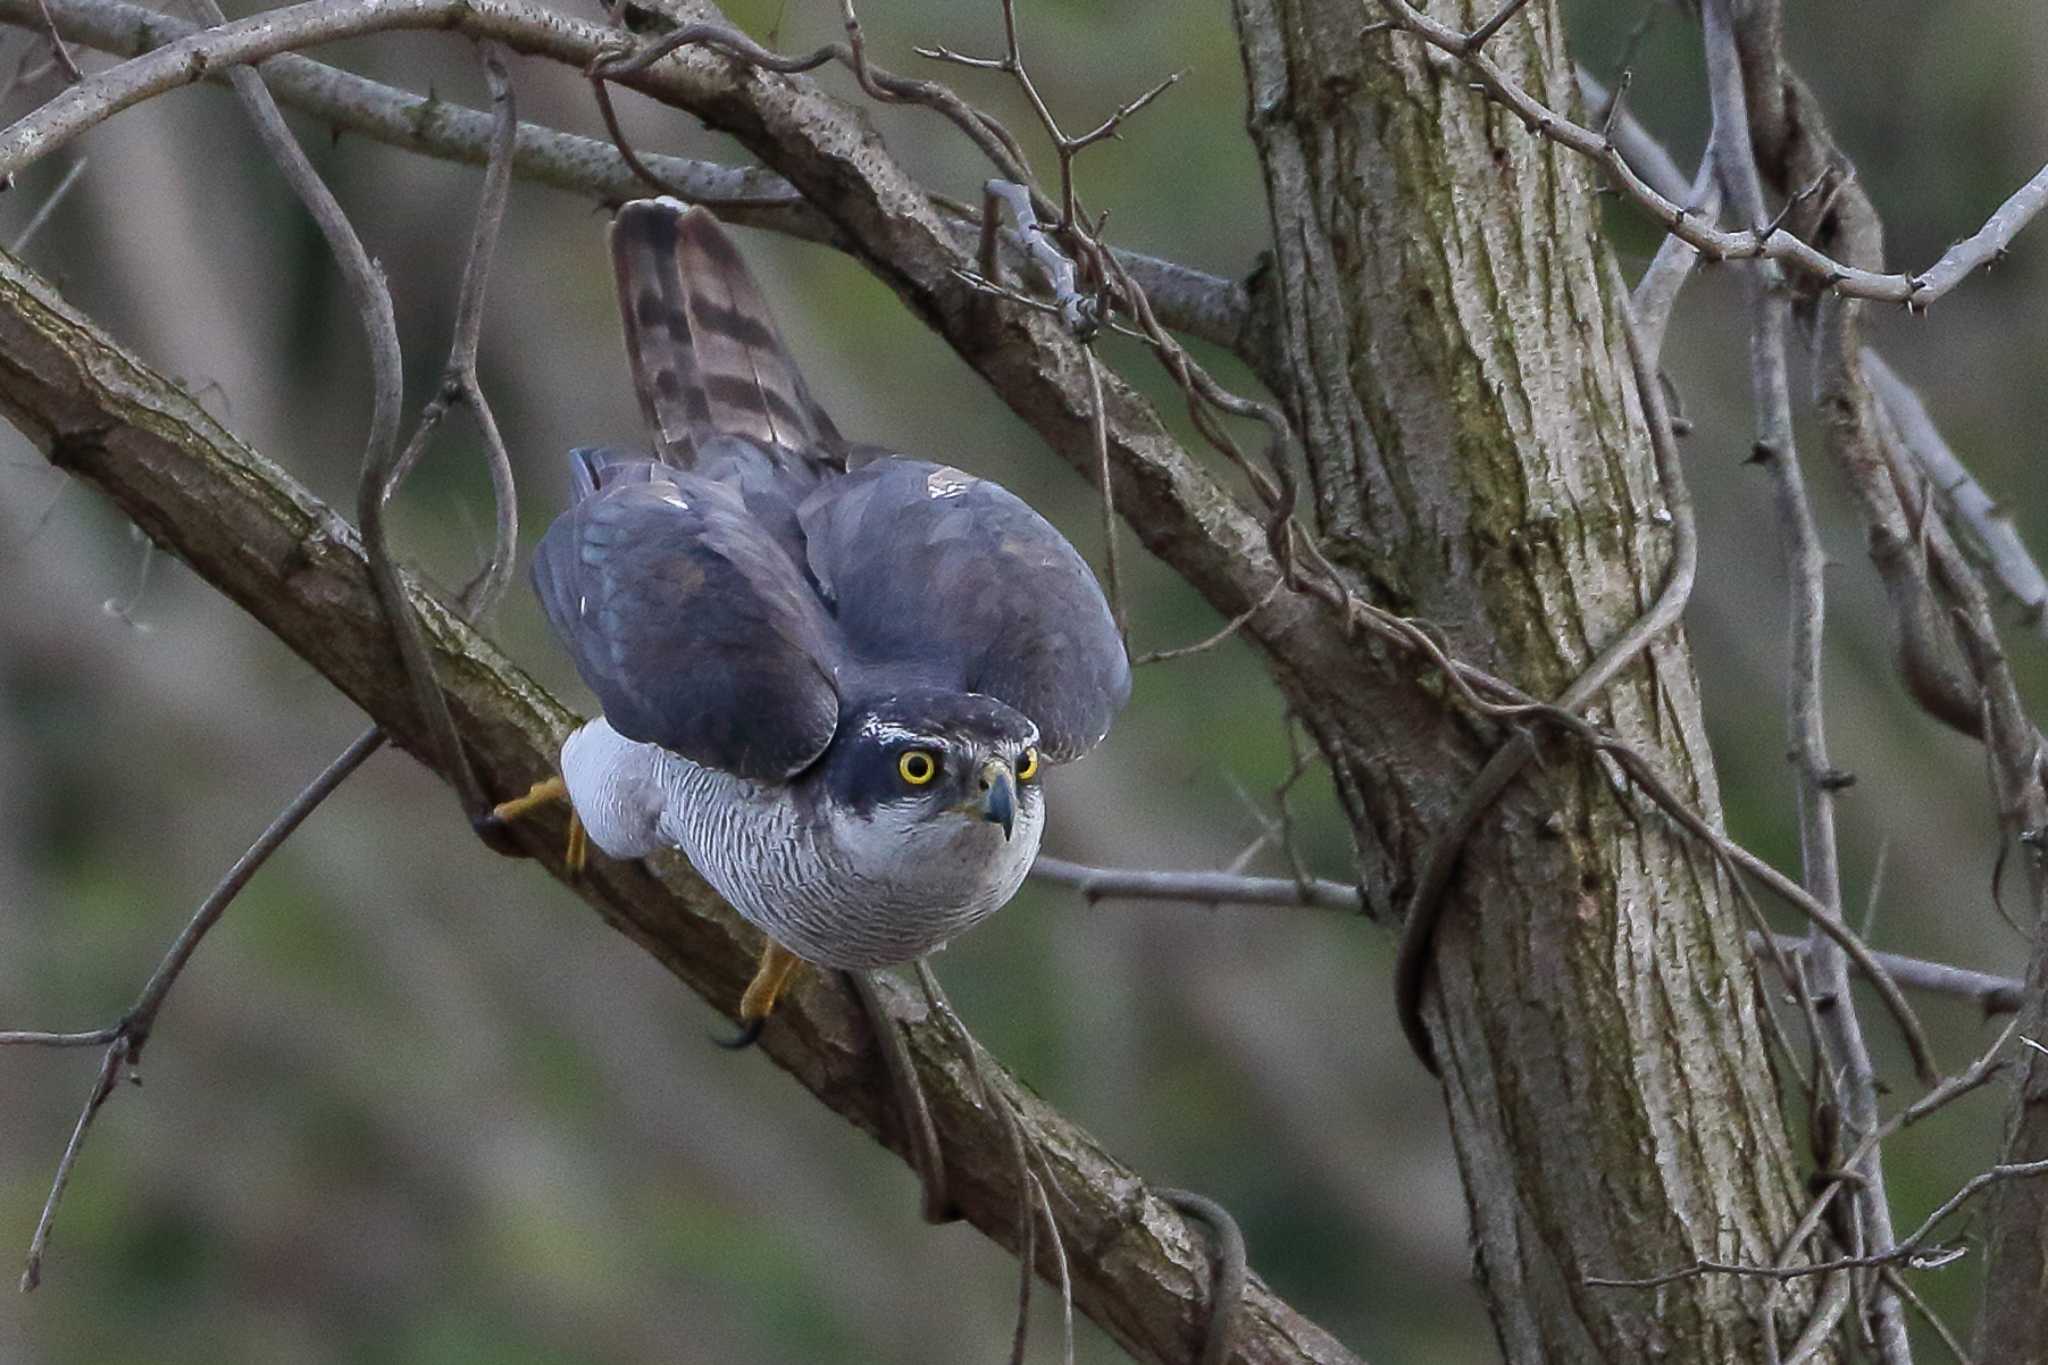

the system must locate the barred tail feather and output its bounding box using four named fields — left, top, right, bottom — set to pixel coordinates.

left=609, top=197, right=844, bottom=466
